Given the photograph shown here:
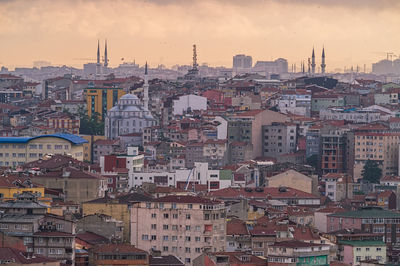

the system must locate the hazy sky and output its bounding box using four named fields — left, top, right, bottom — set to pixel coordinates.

left=0, top=0, right=399, bottom=71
